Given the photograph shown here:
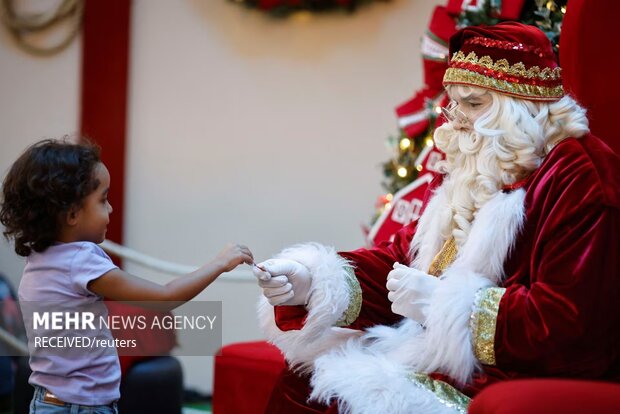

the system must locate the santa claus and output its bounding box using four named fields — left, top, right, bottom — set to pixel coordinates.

left=253, top=21, right=620, bottom=413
